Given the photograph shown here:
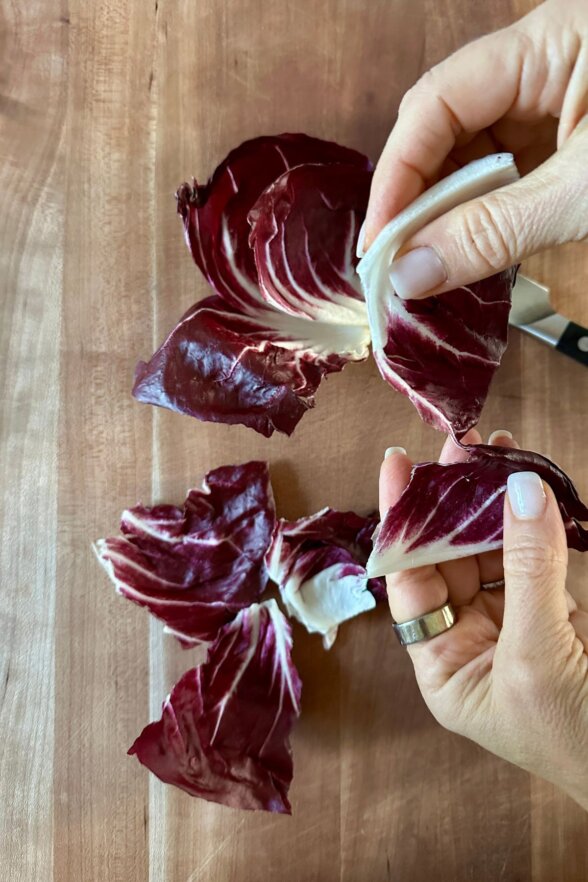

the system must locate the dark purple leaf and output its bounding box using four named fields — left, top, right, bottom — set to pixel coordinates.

left=370, top=268, right=516, bottom=437
left=94, top=461, right=275, bottom=644
left=129, top=600, right=302, bottom=814
left=249, top=163, right=372, bottom=323
left=357, top=154, right=520, bottom=438
left=133, top=295, right=368, bottom=437
left=368, top=444, right=588, bottom=577
left=177, top=133, right=371, bottom=313
left=266, top=508, right=386, bottom=647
